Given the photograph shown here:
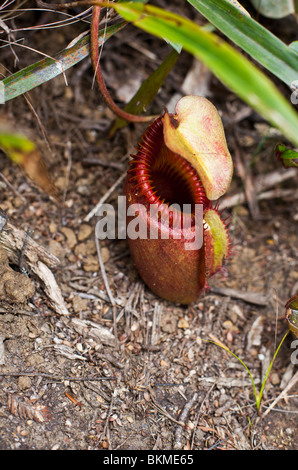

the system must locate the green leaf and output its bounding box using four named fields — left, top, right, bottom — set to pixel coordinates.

left=0, top=128, right=58, bottom=197
left=110, top=2, right=298, bottom=147
left=290, top=41, right=298, bottom=55
left=109, top=48, right=179, bottom=135
left=250, top=0, right=296, bottom=18
left=187, top=0, right=298, bottom=88
left=0, top=132, right=35, bottom=161
left=1, top=22, right=125, bottom=102
left=275, top=144, right=298, bottom=167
